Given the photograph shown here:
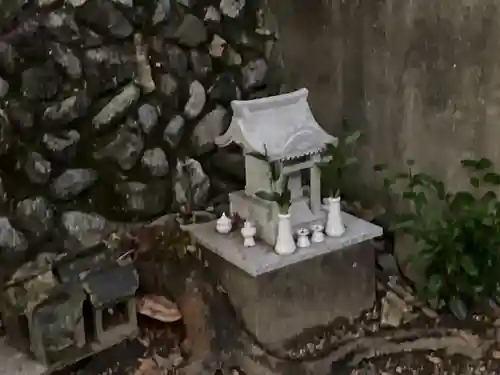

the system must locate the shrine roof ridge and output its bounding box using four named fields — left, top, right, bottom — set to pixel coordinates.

left=216, top=88, right=336, bottom=162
